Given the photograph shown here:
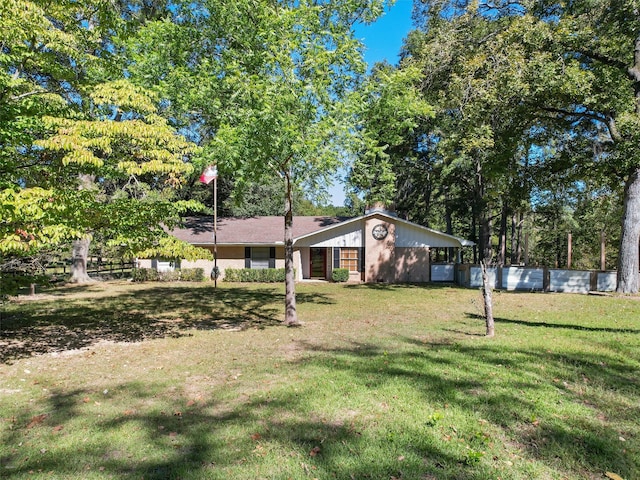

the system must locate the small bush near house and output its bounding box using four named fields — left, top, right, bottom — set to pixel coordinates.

left=132, top=268, right=205, bottom=282
left=180, top=268, right=205, bottom=282
left=331, top=268, right=350, bottom=282
left=132, top=268, right=160, bottom=282
left=223, top=268, right=287, bottom=282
